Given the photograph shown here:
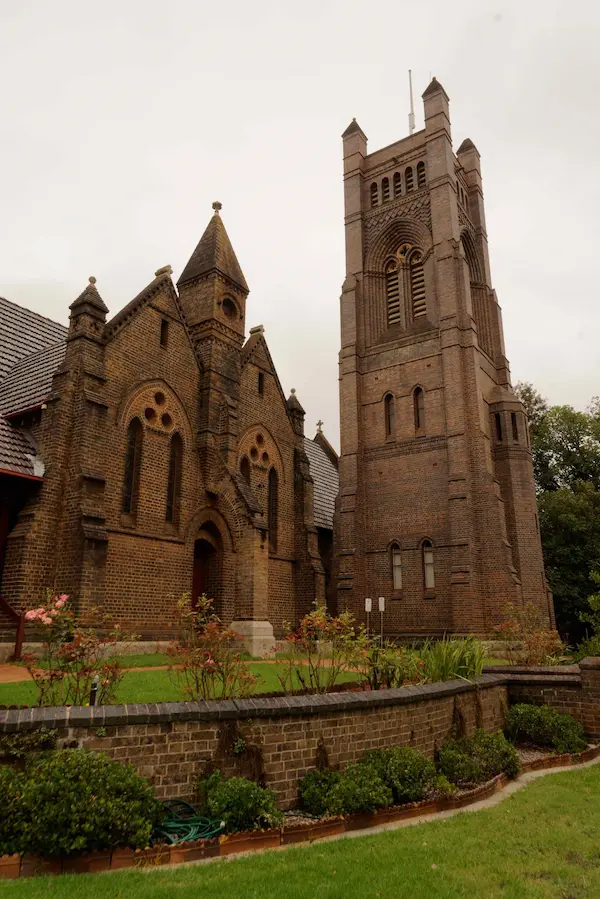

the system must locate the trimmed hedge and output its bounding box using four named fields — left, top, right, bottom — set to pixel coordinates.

left=437, top=730, right=520, bottom=787
left=505, top=704, right=587, bottom=754
left=0, top=750, right=163, bottom=857
left=325, top=765, right=392, bottom=815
